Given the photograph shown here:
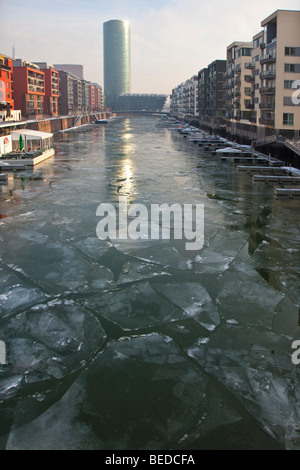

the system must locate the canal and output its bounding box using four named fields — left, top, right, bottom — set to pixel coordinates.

left=0, top=116, right=299, bottom=450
